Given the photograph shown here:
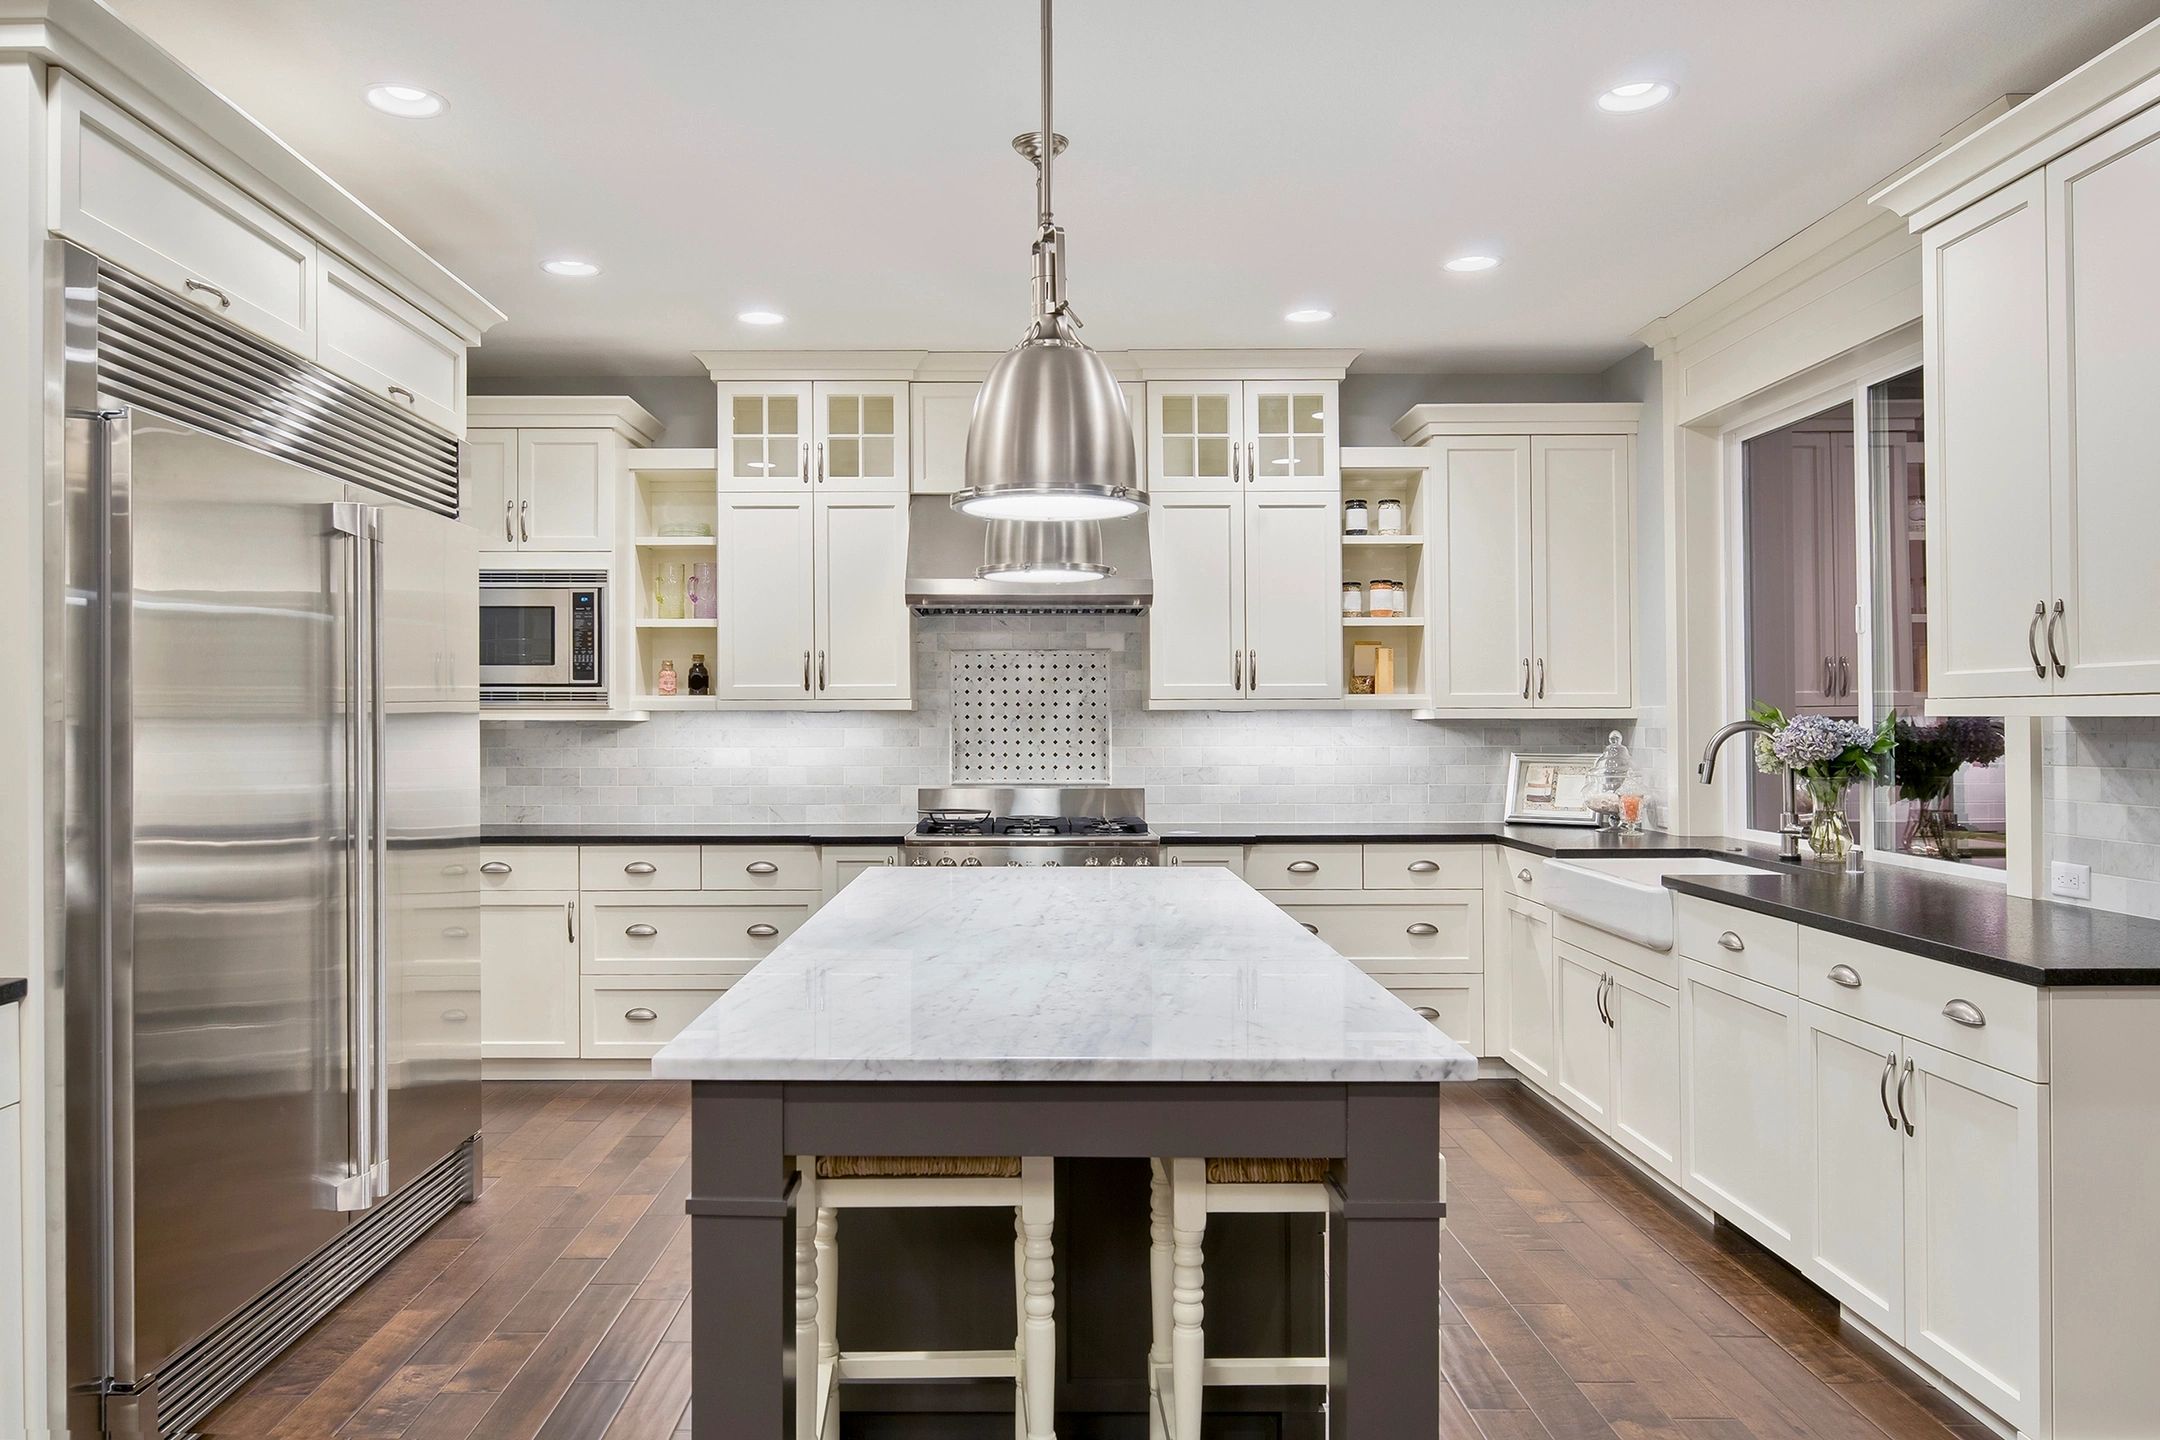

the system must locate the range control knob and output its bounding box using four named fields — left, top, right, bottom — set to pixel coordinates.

left=961, top=857, right=981, bottom=867
left=1110, top=856, right=1126, bottom=866
left=1084, top=856, right=1101, bottom=866
left=936, top=857, right=957, bottom=866
left=1135, top=855, right=1154, bottom=866
left=911, top=857, right=931, bottom=867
